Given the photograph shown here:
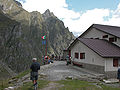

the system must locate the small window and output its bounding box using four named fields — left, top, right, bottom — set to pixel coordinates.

left=109, top=37, right=117, bottom=42
left=103, top=35, right=108, bottom=38
left=109, top=38, right=114, bottom=42
left=113, top=58, right=118, bottom=67
left=75, top=53, right=79, bottom=59
left=80, top=53, right=85, bottom=59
